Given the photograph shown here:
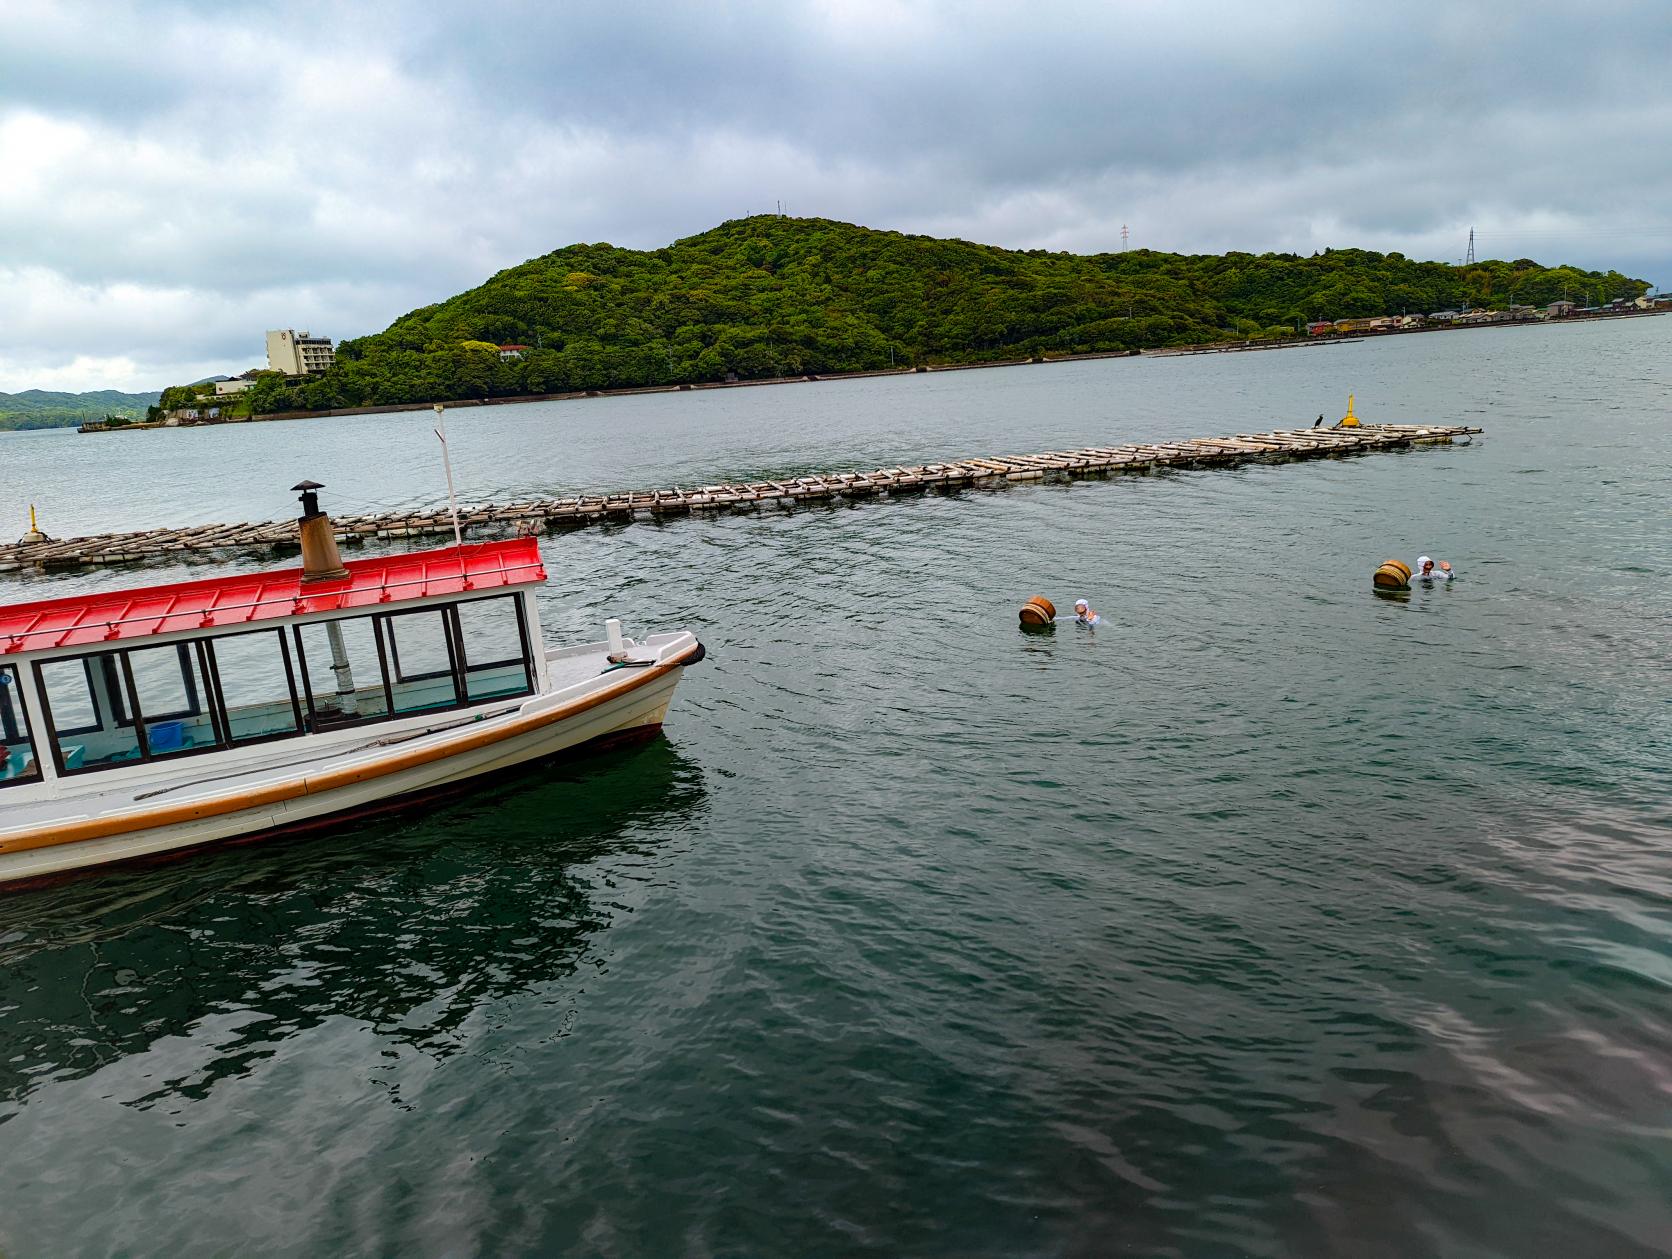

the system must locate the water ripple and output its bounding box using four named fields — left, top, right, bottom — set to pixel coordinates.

left=3, top=319, right=1671, bottom=1256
